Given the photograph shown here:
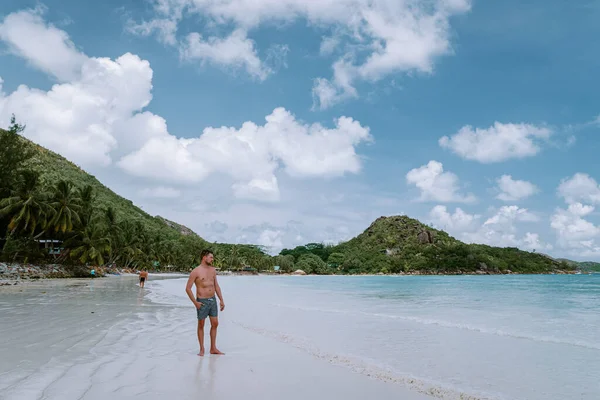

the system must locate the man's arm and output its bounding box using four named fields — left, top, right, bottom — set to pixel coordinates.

left=185, top=270, right=201, bottom=309
left=214, top=271, right=225, bottom=311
